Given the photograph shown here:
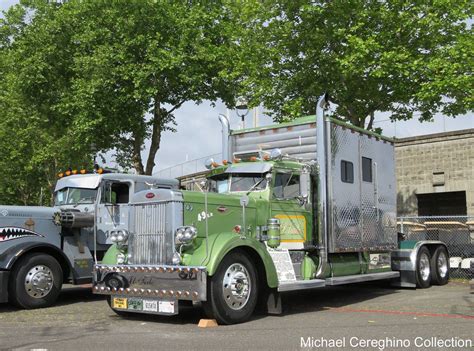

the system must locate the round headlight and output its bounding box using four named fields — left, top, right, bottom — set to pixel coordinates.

left=117, top=233, right=124, bottom=242
left=172, top=252, right=181, bottom=265
left=110, top=233, right=118, bottom=243
left=175, top=228, right=185, bottom=244
left=175, top=226, right=197, bottom=245
left=184, top=227, right=197, bottom=241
